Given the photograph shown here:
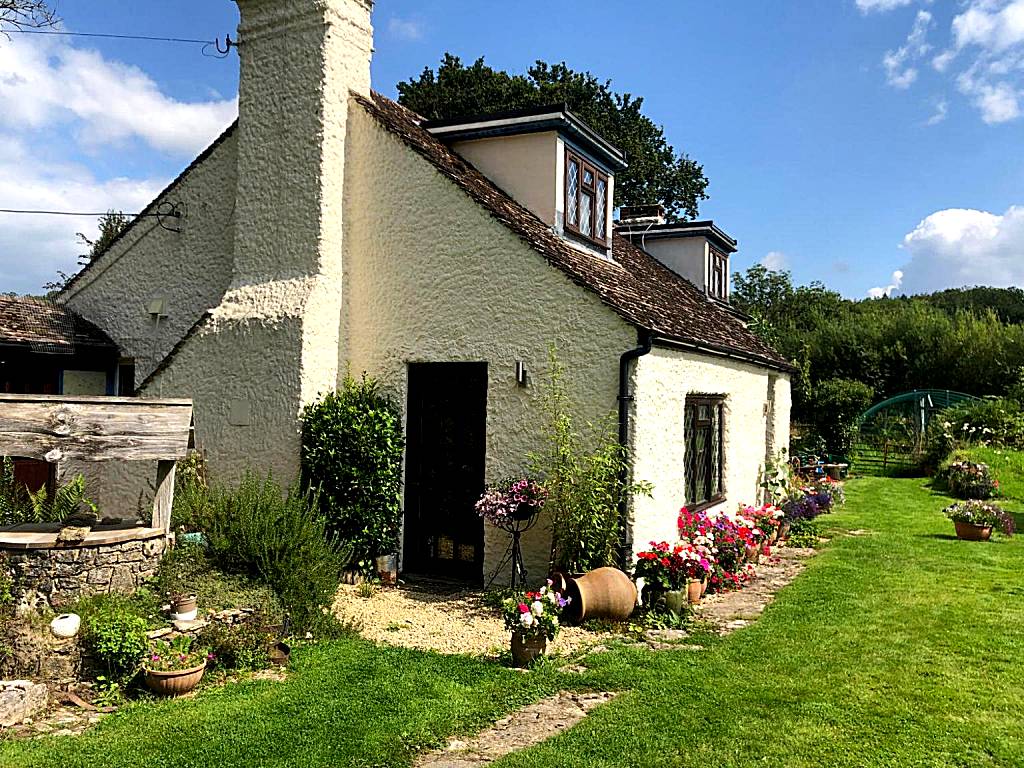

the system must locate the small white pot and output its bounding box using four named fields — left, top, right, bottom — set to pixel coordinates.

left=50, top=613, right=81, bottom=639
left=171, top=608, right=199, bottom=622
